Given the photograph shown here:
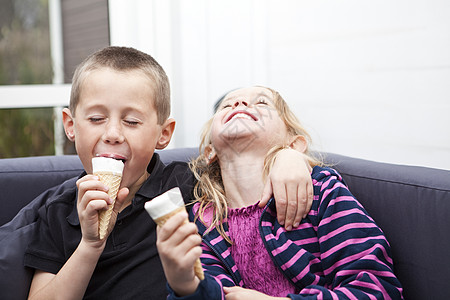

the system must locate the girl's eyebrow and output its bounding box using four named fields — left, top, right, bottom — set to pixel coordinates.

left=219, top=90, right=273, bottom=107
left=255, top=90, right=272, bottom=99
